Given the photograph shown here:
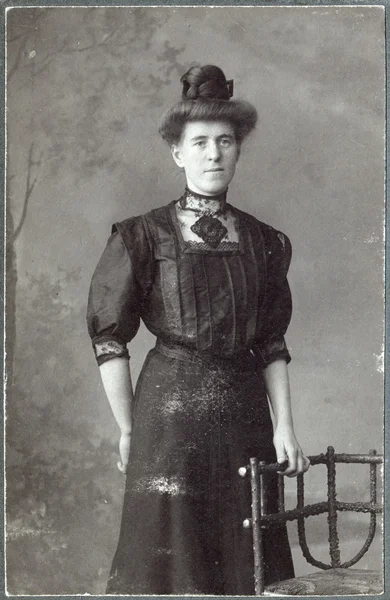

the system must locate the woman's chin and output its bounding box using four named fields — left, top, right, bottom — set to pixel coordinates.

left=191, top=183, right=229, bottom=196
